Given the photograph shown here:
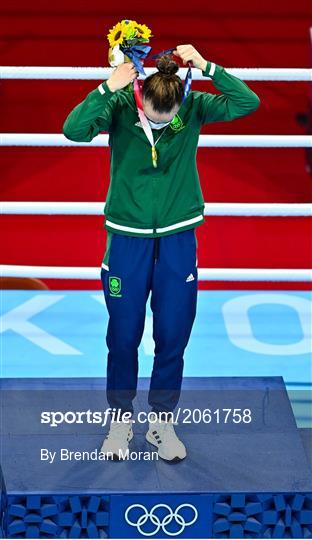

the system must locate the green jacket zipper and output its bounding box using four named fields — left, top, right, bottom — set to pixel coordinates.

left=152, top=177, right=157, bottom=235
